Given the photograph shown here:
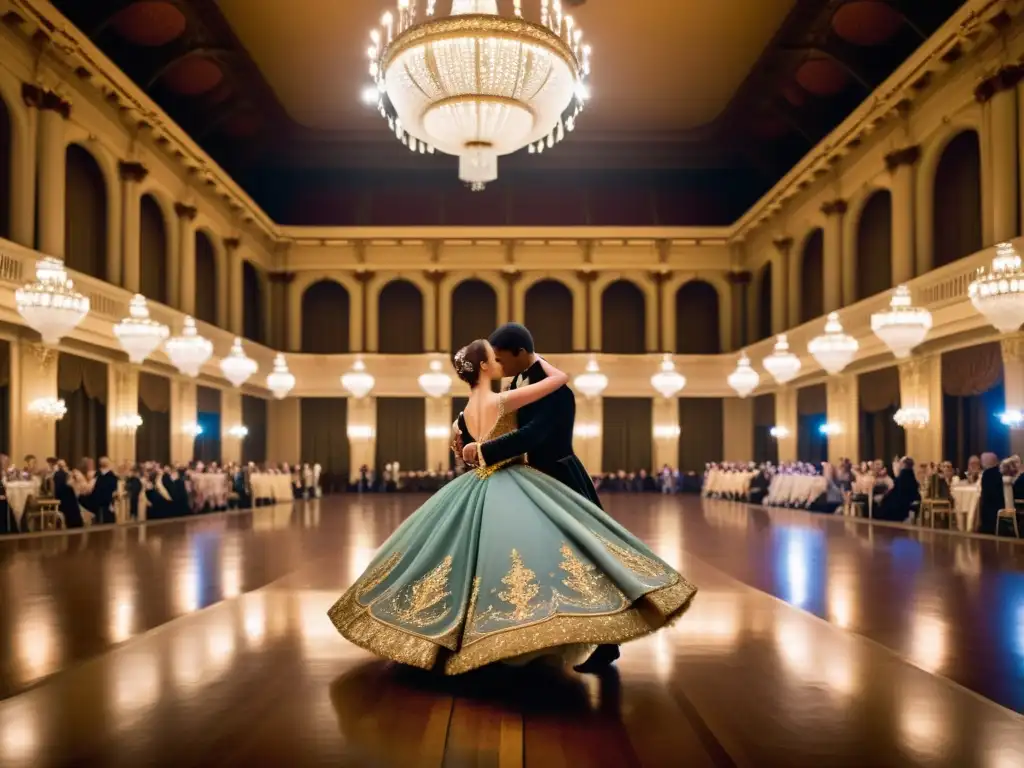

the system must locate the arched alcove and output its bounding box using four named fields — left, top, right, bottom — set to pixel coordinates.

left=524, top=279, right=574, bottom=352
left=675, top=280, right=721, bottom=354
left=195, top=230, right=218, bottom=325
left=0, top=95, right=10, bottom=239
left=856, top=190, right=893, bottom=300
left=450, top=279, right=497, bottom=352
left=757, top=262, right=773, bottom=342
left=139, top=194, right=169, bottom=304
left=302, top=280, right=350, bottom=353
left=601, top=280, right=646, bottom=354
left=933, top=130, right=983, bottom=269
left=64, top=144, right=108, bottom=280
left=378, top=279, right=425, bottom=353
left=242, top=261, right=264, bottom=343
left=800, top=229, right=824, bottom=323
